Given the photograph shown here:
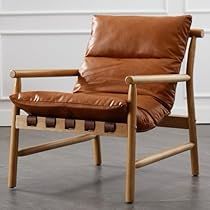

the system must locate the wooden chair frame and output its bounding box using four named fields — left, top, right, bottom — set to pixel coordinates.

left=8, top=29, right=204, bottom=203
